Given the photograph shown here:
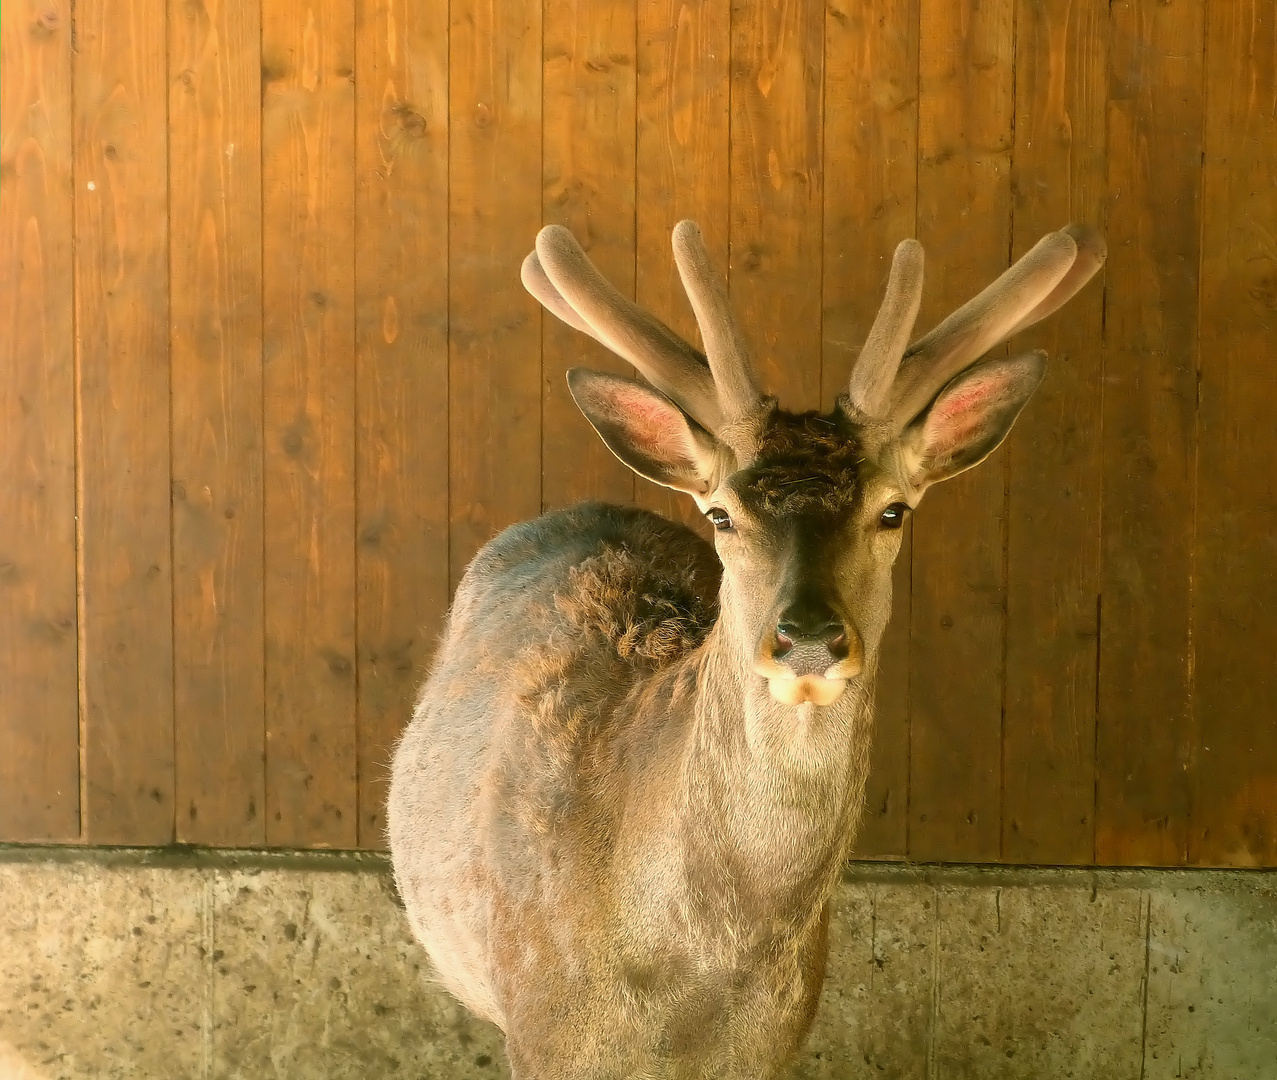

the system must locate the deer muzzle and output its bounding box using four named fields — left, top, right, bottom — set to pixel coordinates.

left=752, top=616, right=864, bottom=707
